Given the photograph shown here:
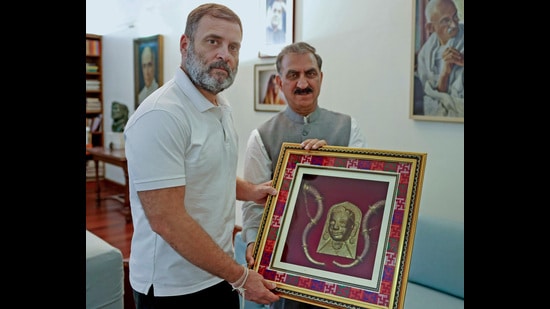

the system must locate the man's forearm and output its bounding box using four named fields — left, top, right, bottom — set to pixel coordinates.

left=236, top=177, right=252, bottom=201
